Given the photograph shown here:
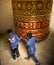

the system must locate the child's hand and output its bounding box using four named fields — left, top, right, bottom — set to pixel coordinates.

left=8, top=39, right=11, bottom=41
left=25, top=39, right=27, bottom=41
